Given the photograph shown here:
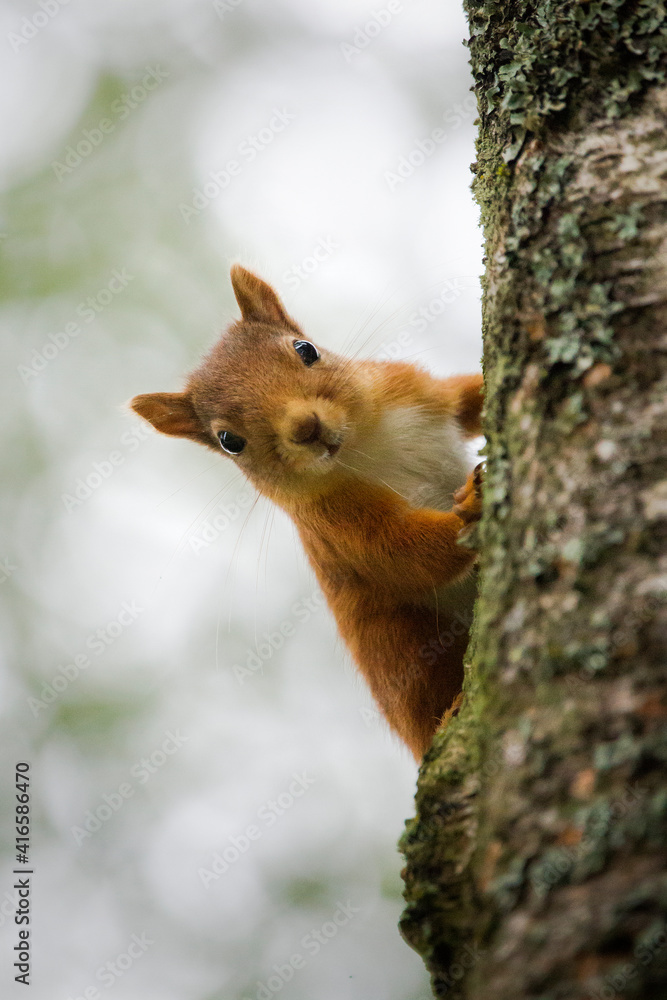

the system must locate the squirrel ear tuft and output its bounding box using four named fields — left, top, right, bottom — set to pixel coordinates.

left=130, top=391, right=209, bottom=444
left=230, top=264, right=295, bottom=327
